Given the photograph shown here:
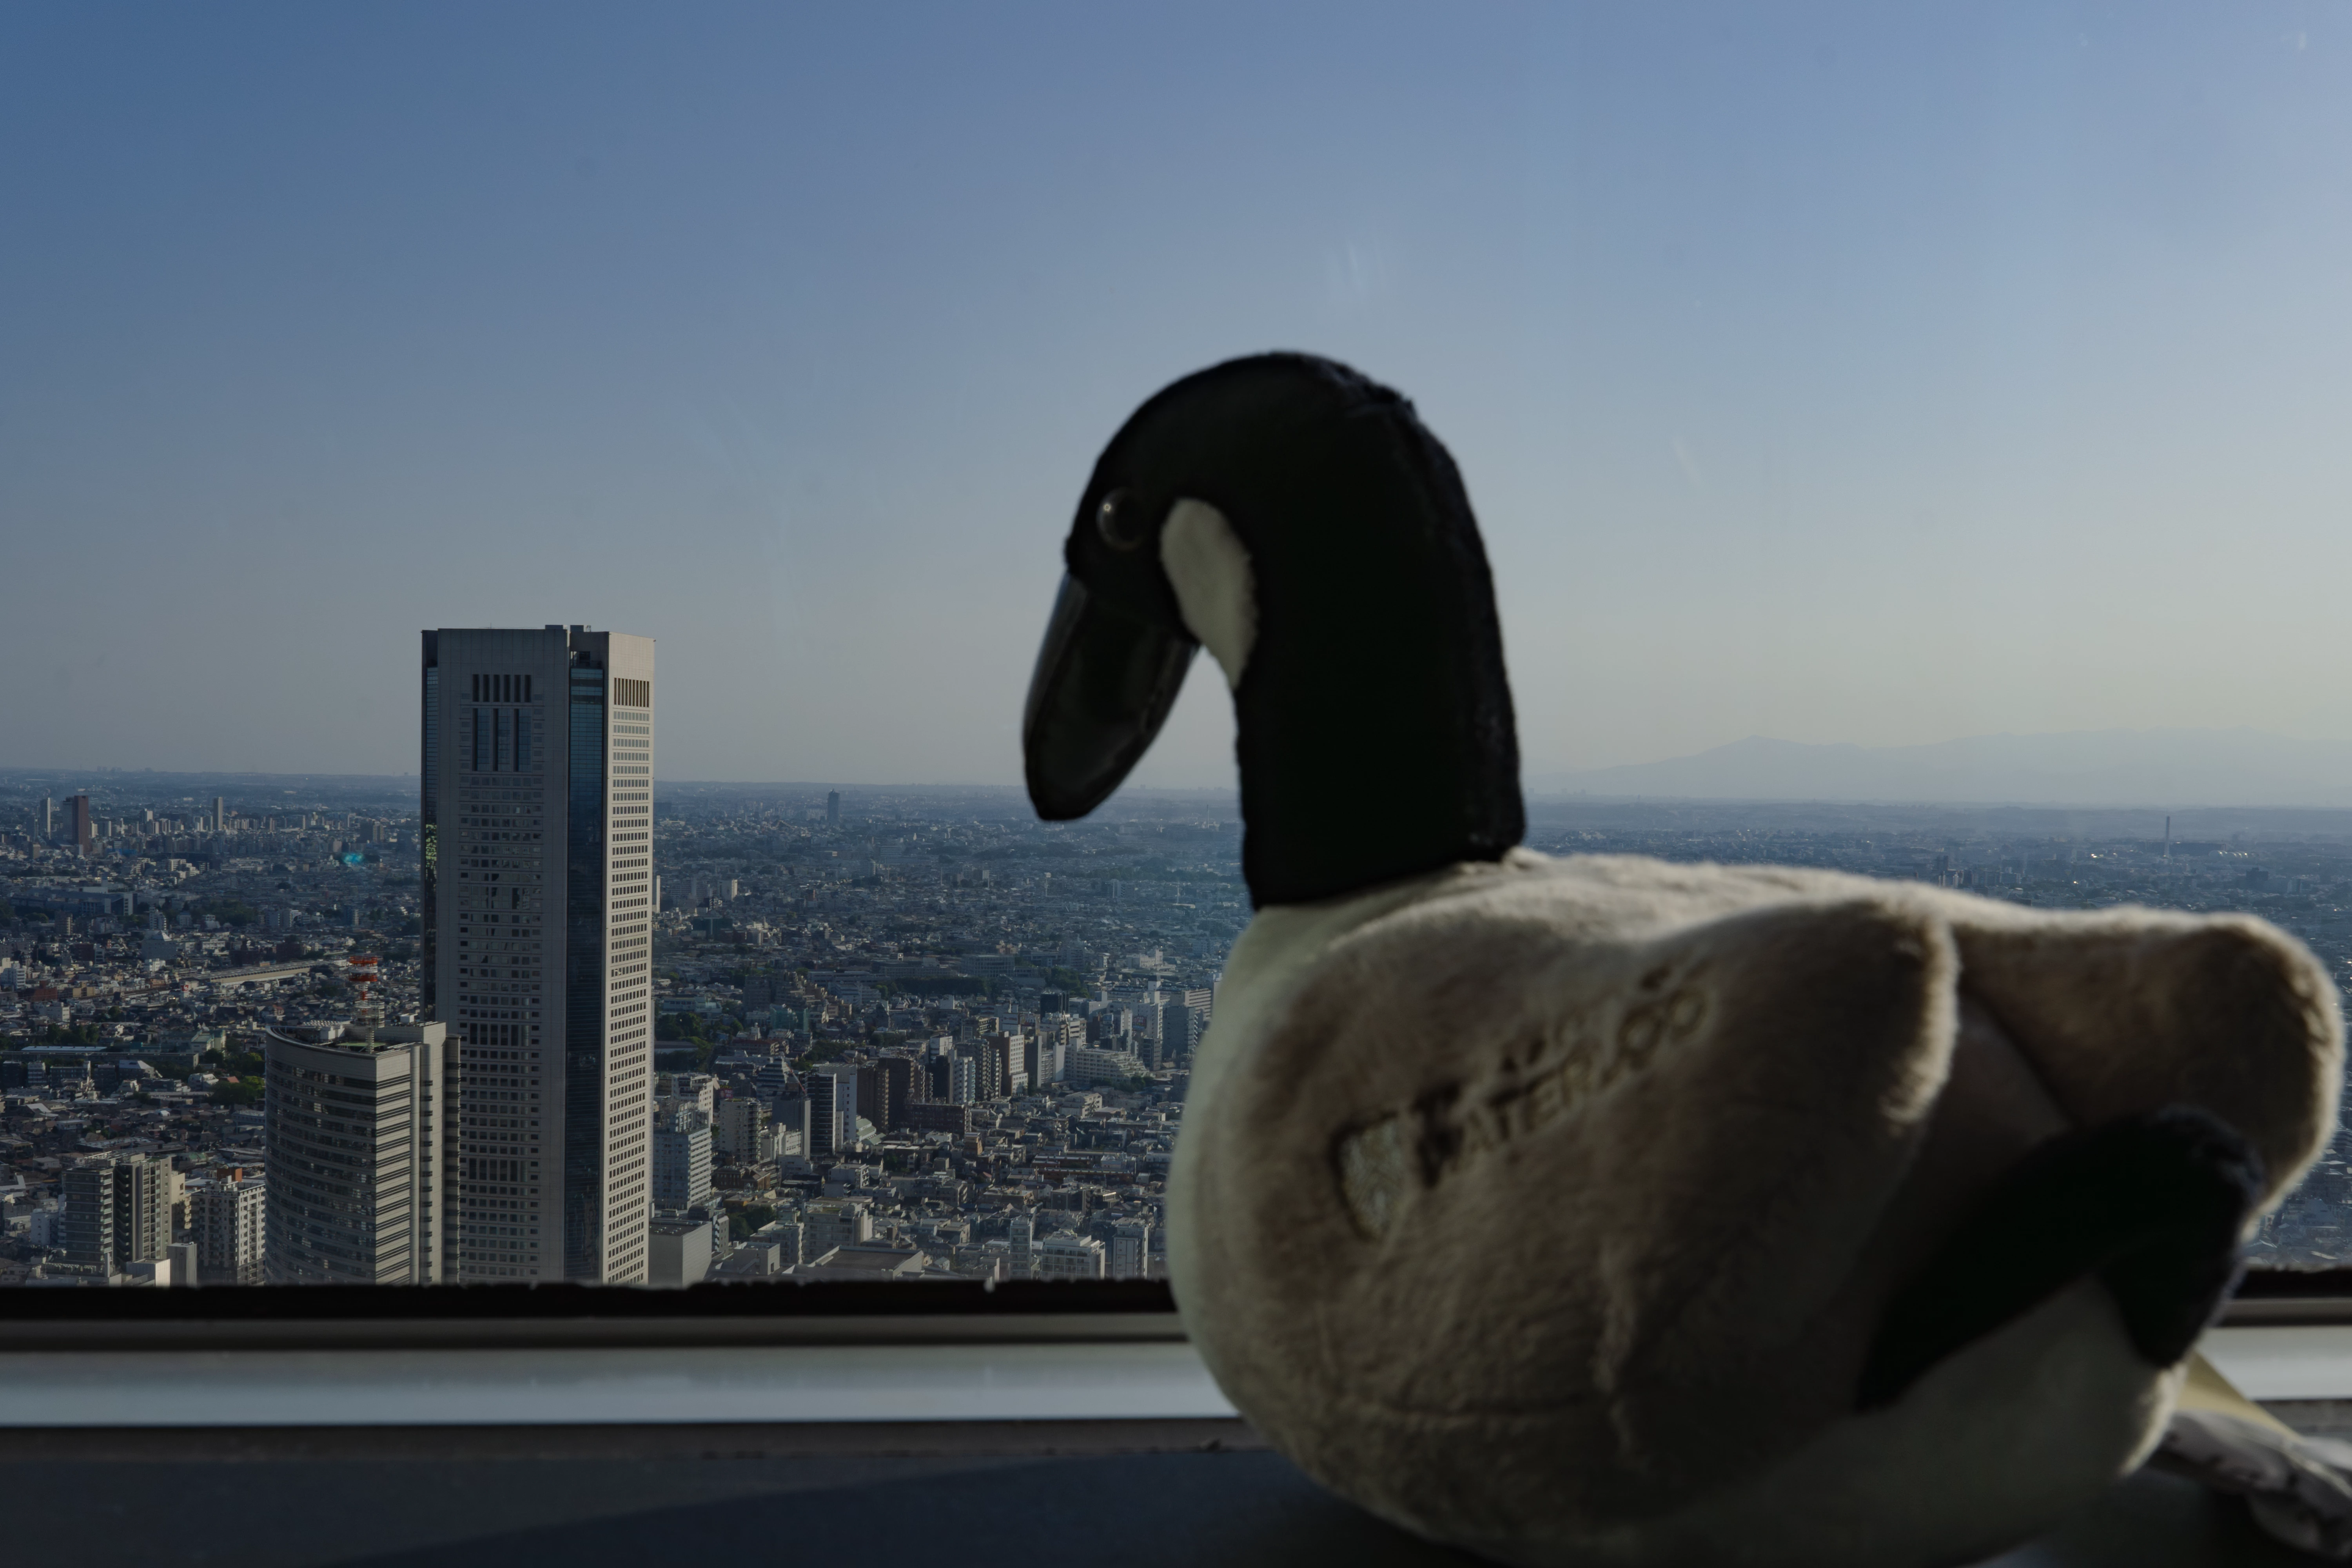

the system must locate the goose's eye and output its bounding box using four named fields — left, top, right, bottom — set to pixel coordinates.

left=1096, top=488, right=1152, bottom=552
